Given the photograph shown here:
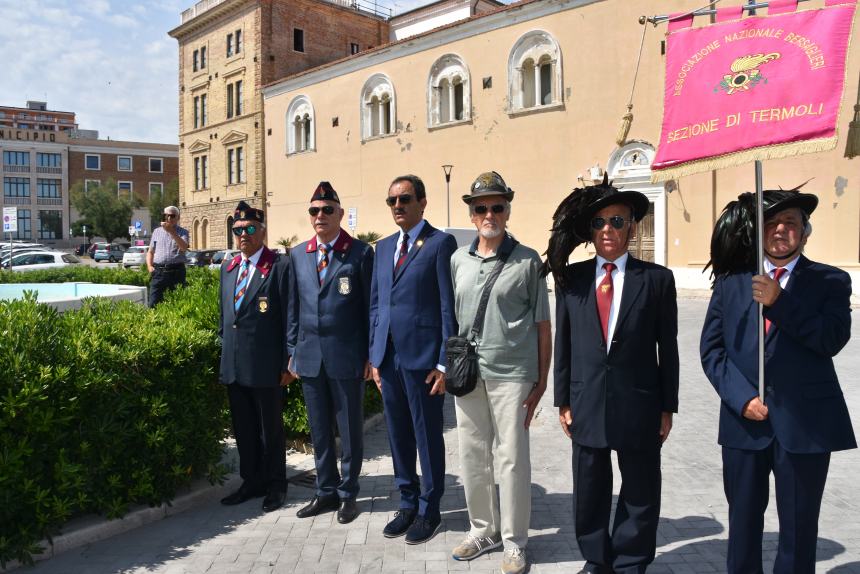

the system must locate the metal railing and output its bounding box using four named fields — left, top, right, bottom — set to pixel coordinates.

left=37, top=198, right=63, bottom=206
left=2, top=165, right=30, bottom=173
left=36, top=166, right=62, bottom=174
left=2, top=196, right=32, bottom=205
